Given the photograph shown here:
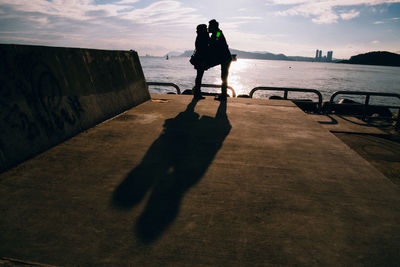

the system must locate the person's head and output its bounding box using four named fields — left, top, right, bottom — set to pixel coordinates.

left=208, top=19, right=219, bottom=33
left=196, top=24, right=208, bottom=34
